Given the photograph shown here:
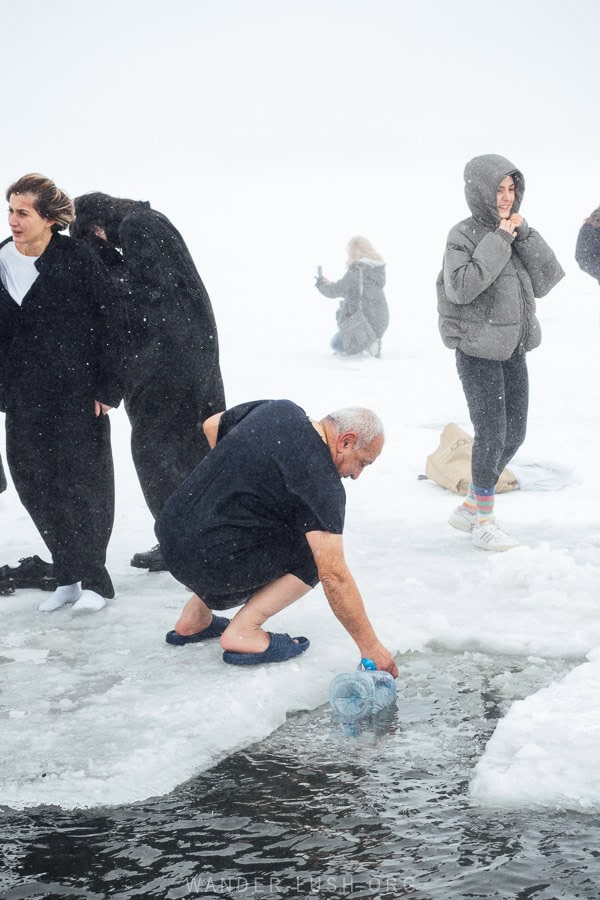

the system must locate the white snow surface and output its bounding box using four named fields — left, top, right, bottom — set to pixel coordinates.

left=1, top=180, right=600, bottom=812
left=470, top=650, right=600, bottom=812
